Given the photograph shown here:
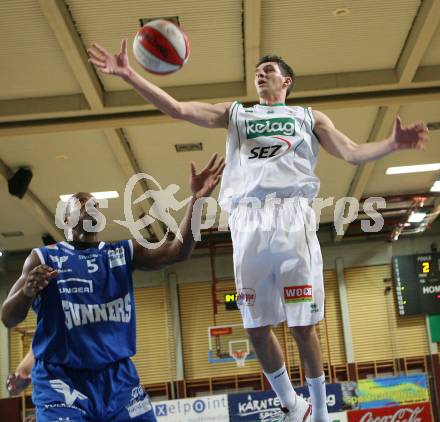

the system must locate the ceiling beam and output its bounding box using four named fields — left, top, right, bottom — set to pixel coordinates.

left=334, top=105, right=400, bottom=242
left=413, top=65, right=440, bottom=84
left=37, top=0, right=104, bottom=109
left=396, top=0, right=440, bottom=84
left=0, top=95, right=90, bottom=121
left=103, top=129, right=165, bottom=240
left=243, top=0, right=261, bottom=96
left=104, top=81, right=246, bottom=109
left=3, top=66, right=440, bottom=122
left=333, top=0, right=440, bottom=241
left=0, top=158, right=63, bottom=242
left=37, top=0, right=165, bottom=242
left=1, top=85, right=439, bottom=137
left=0, top=81, right=246, bottom=123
